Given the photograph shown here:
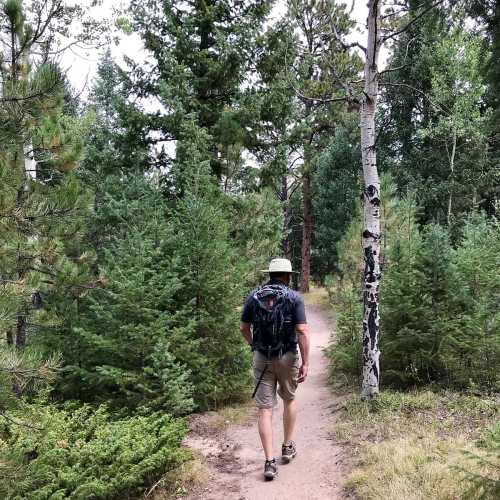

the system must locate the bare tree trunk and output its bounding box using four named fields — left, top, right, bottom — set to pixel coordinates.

left=13, top=49, right=35, bottom=349
left=281, top=175, right=293, bottom=259
left=16, top=314, right=27, bottom=348
left=300, top=170, right=312, bottom=292
left=360, top=0, right=382, bottom=399
left=447, top=127, right=457, bottom=226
